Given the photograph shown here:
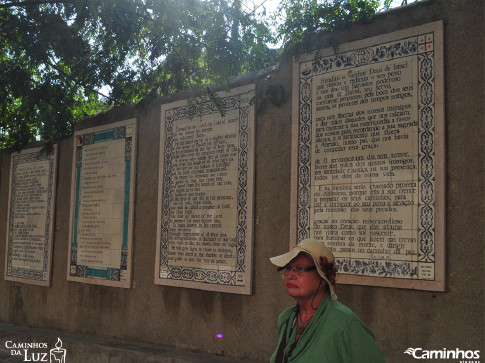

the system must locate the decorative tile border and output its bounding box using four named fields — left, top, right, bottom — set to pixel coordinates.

left=291, top=22, right=445, bottom=291
left=67, top=119, right=136, bottom=288
left=156, top=84, right=255, bottom=294
left=5, top=146, right=57, bottom=286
